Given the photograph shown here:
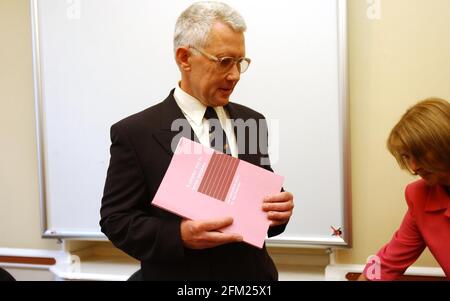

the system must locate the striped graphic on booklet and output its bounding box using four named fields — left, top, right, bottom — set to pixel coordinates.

left=198, top=153, right=239, bottom=201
